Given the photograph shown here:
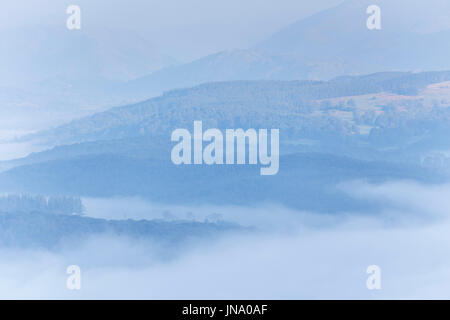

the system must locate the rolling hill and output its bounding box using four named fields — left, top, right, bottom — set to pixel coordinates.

left=22, top=71, right=450, bottom=148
